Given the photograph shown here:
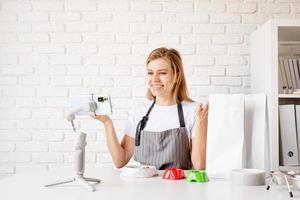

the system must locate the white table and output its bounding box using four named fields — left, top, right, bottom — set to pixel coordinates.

left=0, top=167, right=298, bottom=200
